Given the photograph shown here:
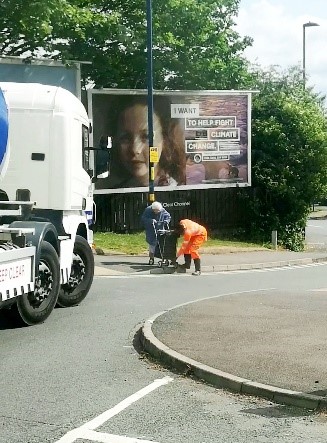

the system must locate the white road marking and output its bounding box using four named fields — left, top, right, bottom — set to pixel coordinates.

left=220, top=262, right=327, bottom=274
left=73, top=429, right=157, bottom=442
left=55, top=376, right=173, bottom=443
